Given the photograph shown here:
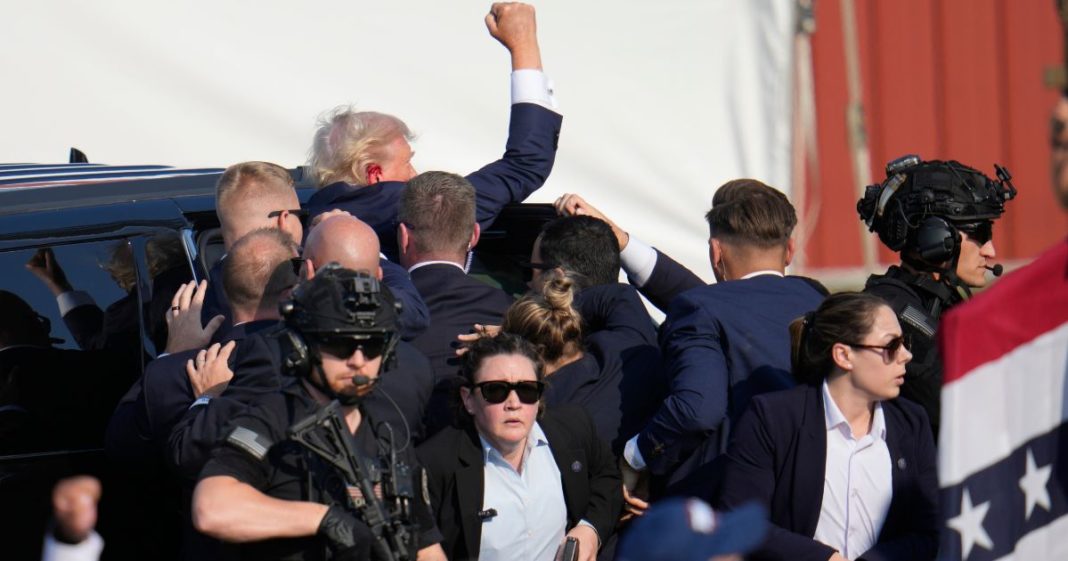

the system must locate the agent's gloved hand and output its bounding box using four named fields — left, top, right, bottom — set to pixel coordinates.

left=318, top=505, right=374, bottom=561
